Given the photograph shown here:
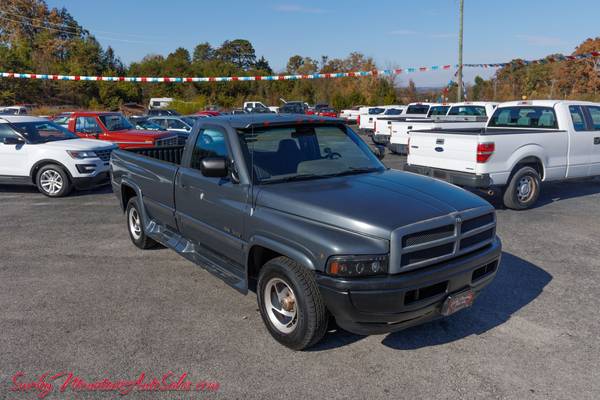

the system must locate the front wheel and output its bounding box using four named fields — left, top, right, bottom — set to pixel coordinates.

left=257, top=257, right=328, bottom=350
left=502, top=166, right=541, bottom=210
left=36, top=164, right=72, bottom=197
